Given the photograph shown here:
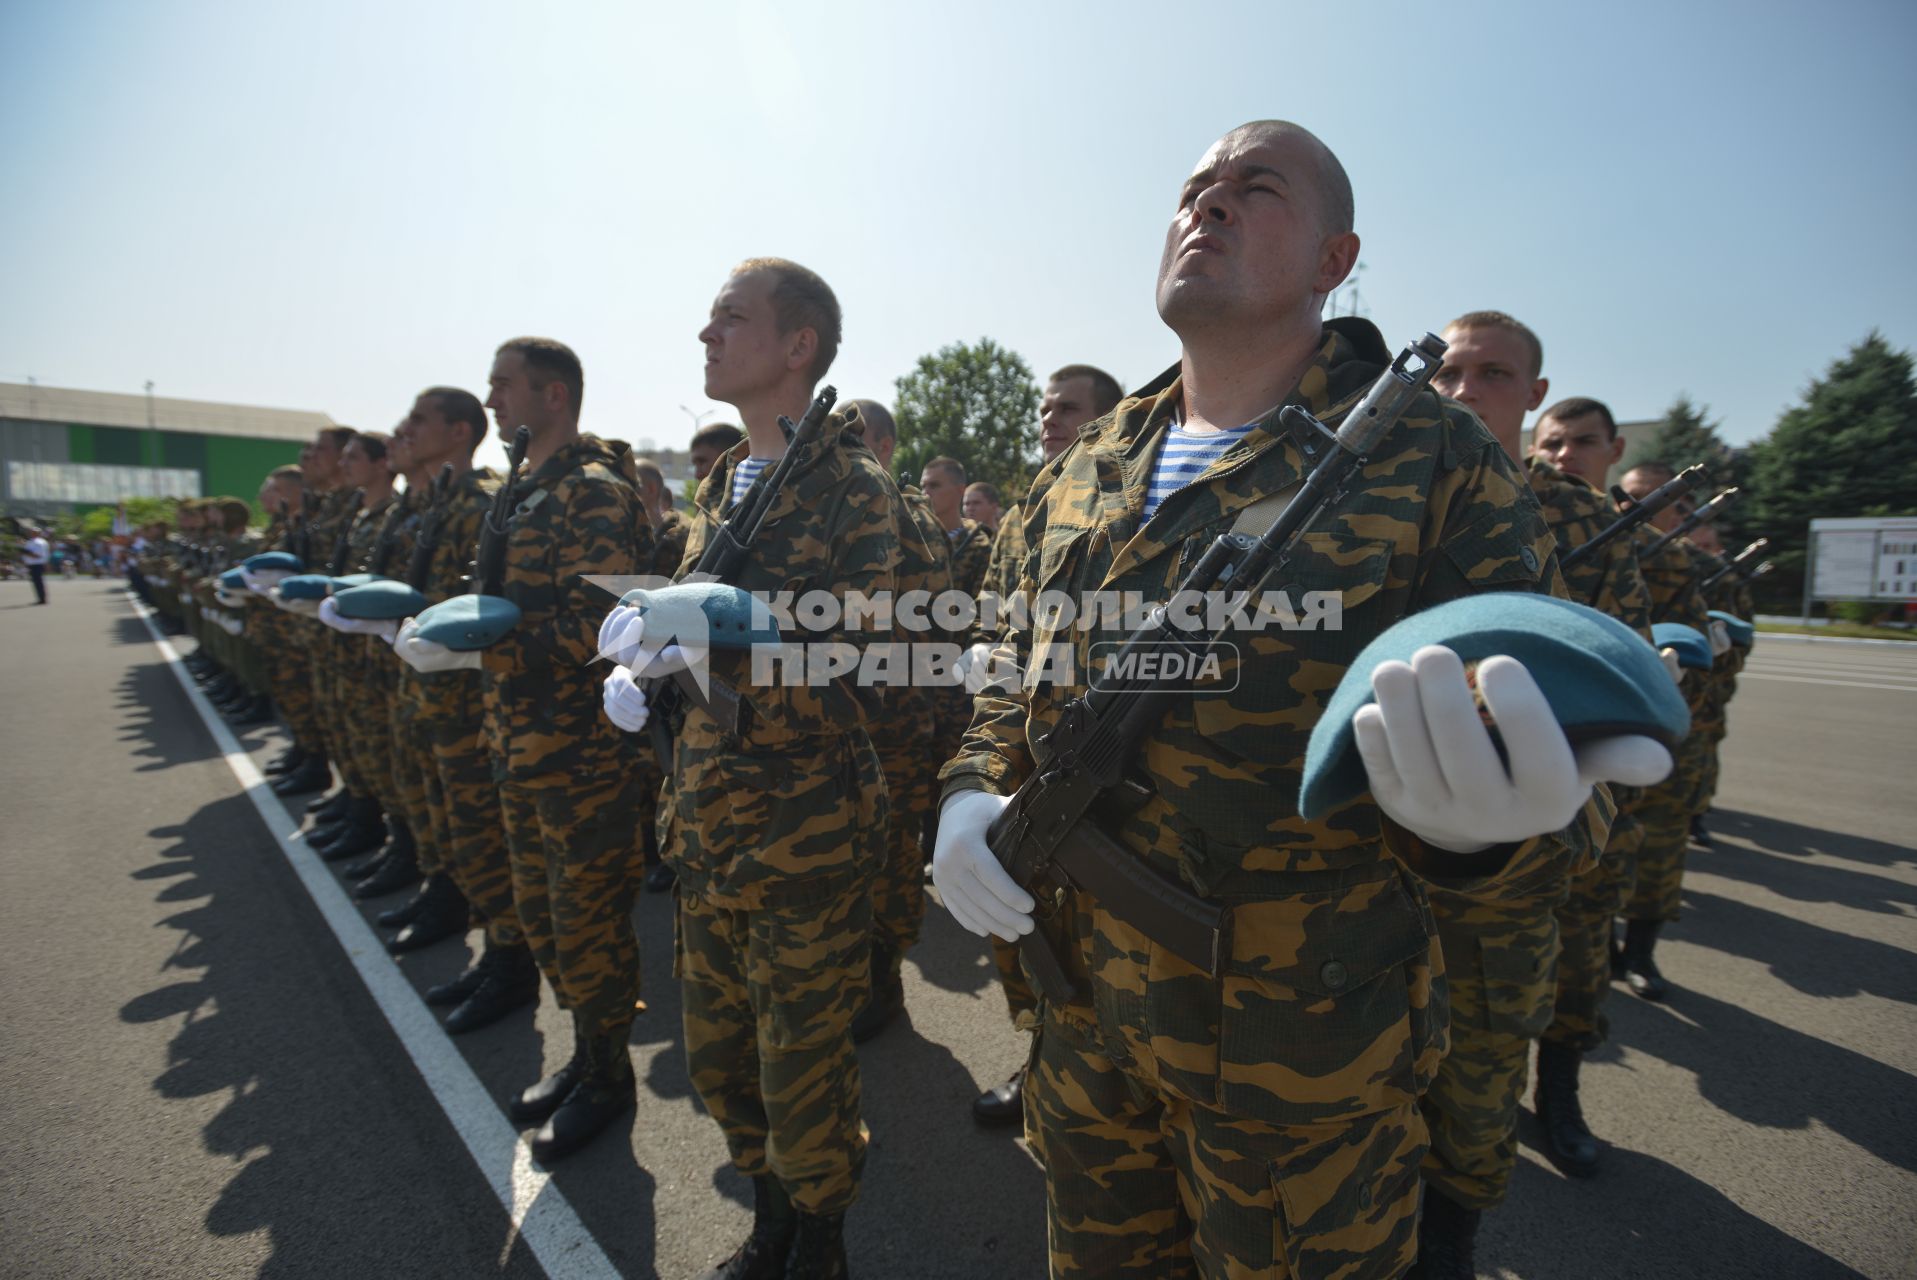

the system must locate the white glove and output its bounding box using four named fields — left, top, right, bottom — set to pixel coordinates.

left=1708, top=619, right=1732, bottom=658
left=275, top=592, right=322, bottom=617
left=394, top=616, right=483, bottom=672
left=214, top=588, right=247, bottom=608
left=318, top=597, right=400, bottom=640
left=1351, top=645, right=1673, bottom=855
left=598, top=604, right=646, bottom=667
left=221, top=615, right=244, bottom=636
left=243, top=568, right=292, bottom=595
left=602, top=665, right=651, bottom=732
left=932, top=790, right=1032, bottom=942
left=1659, top=647, right=1683, bottom=685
